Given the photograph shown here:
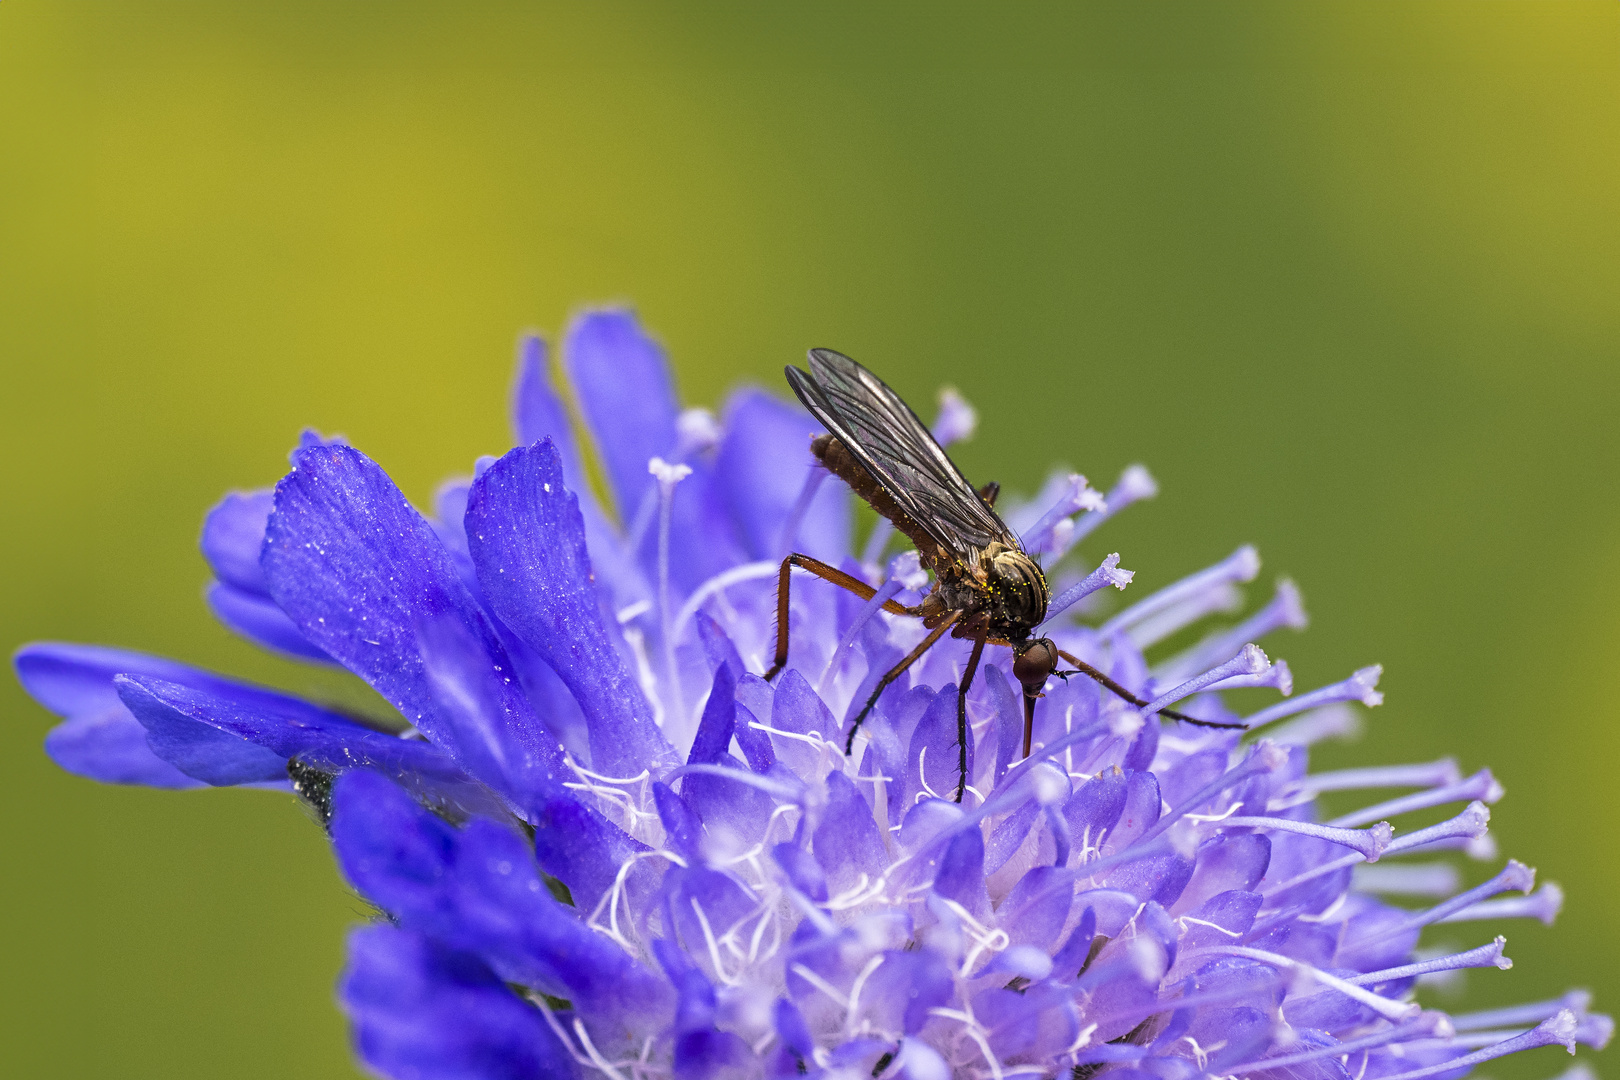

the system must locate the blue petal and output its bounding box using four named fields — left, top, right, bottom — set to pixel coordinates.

left=333, top=771, right=670, bottom=1037
left=431, top=480, right=592, bottom=760
left=1177, top=833, right=1271, bottom=913
left=772, top=843, right=829, bottom=902
left=904, top=685, right=967, bottom=807
left=812, top=771, right=886, bottom=893
left=116, top=678, right=288, bottom=785
left=43, top=709, right=203, bottom=788
left=16, top=641, right=243, bottom=718
left=933, top=826, right=990, bottom=917
left=715, top=387, right=851, bottom=563
left=332, top=768, right=460, bottom=924
left=262, top=442, right=569, bottom=802
left=1001, top=866, right=1075, bottom=952
left=115, top=674, right=501, bottom=814
left=200, top=489, right=336, bottom=662
left=1122, top=712, right=1159, bottom=772
left=731, top=702, right=774, bottom=774
left=693, top=613, right=745, bottom=684
left=1064, top=767, right=1129, bottom=845
left=340, top=924, right=577, bottom=1080
left=464, top=440, right=676, bottom=778
left=859, top=949, right=953, bottom=1035
left=511, top=335, right=584, bottom=478
left=769, top=669, right=838, bottom=776
left=983, top=664, right=1022, bottom=785
left=688, top=664, right=736, bottom=766
left=674, top=1030, right=752, bottom=1080
left=1107, top=850, right=1195, bottom=907
left=1160, top=747, right=1229, bottom=805
left=773, top=997, right=815, bottom=1058
left=655, top=781, right=705, bottom=862
left=205, top=581, right=335, bottom=663
left=510, top=332, right=647, bottom=609
left=1105, top=771, right=1162, bottom=853
left=200, top=489, right=275, bottom=593
left=1179, top=890, right=1263, bottom=949
left=15, top=641, right=282, bottom=789
left=682, top=667, right=775, bottom=852
left=528, top=792, right=654, bottom=916
left=561, top=309, right=679, bottom=521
